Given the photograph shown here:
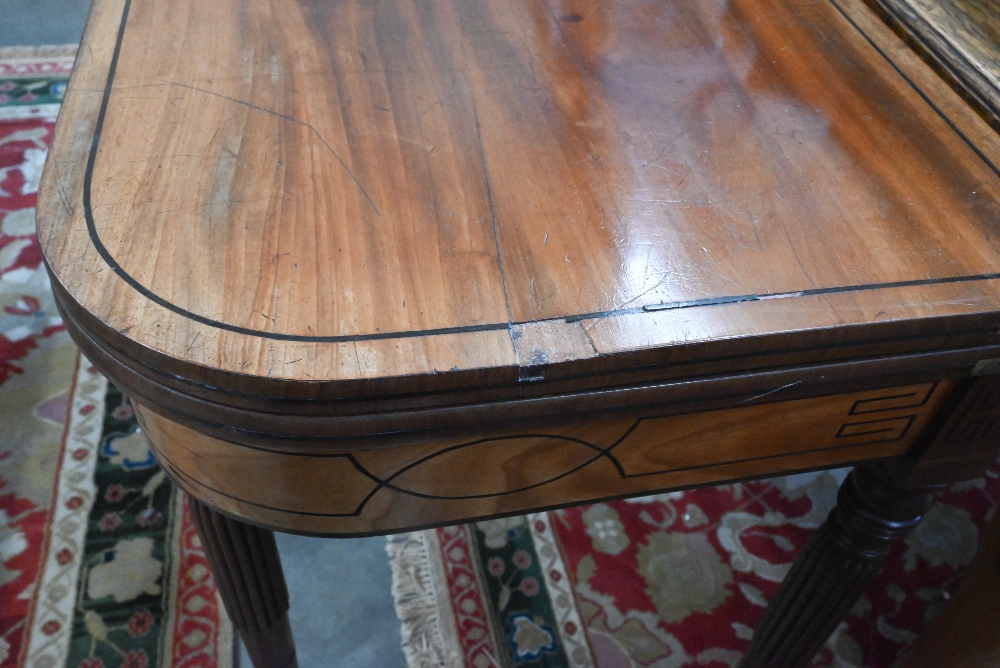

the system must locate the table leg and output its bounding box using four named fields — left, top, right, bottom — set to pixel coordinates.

left=741, top=375, right=1000, bottom=668
left=188, top=496, right=298, bottom=668
left=738, top=462, right=942, bottom=667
